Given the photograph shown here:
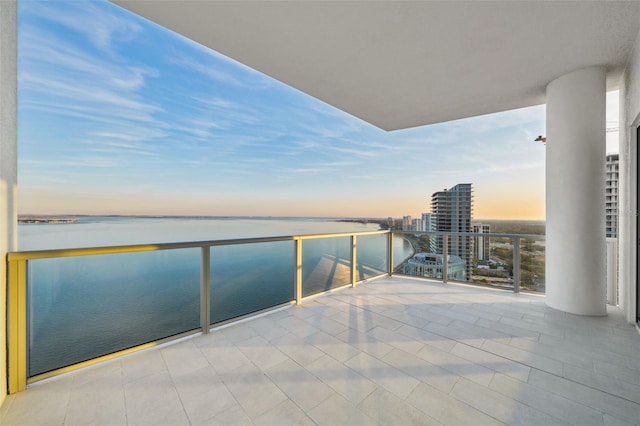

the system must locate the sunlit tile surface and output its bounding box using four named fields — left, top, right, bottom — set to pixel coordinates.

left=2, top=276, right=639, bottom=425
